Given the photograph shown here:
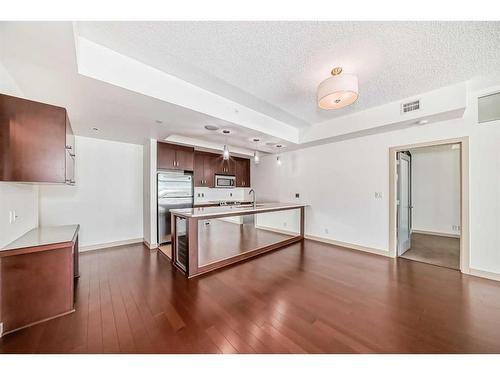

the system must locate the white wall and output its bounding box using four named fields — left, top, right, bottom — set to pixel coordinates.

left=252, top=81, right=500, bottom=275
left=194, top=187, right=252, bottom=204
left=0, top=184, right=39, bottom=248
left=39, top=136, right=143, bottom=249
left=0, top=61, right=39, bottom=249
left=411, top=145, right=461, bottom=236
